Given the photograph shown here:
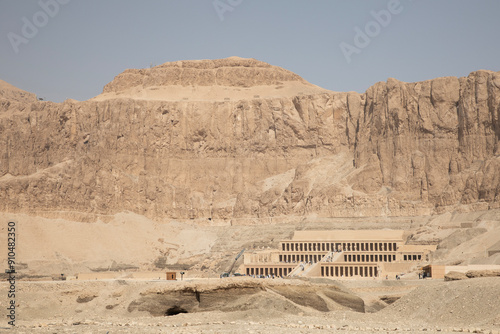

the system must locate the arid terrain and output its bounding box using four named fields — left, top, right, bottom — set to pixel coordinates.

left=0, top=57, right=499, bottom=331
left=1, top=276, right=500, bottom=333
